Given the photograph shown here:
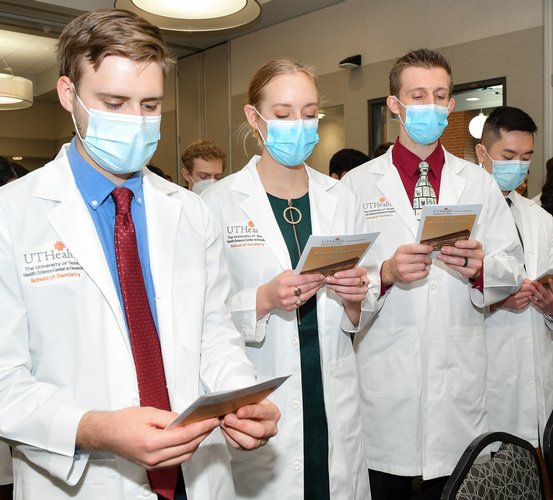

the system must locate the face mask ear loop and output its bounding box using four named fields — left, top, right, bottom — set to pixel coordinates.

left=252, top=107, right=268, bottom=145
left=70, top=82, right=89, bottom=142
left=393, top=96, right=408, bottom=129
